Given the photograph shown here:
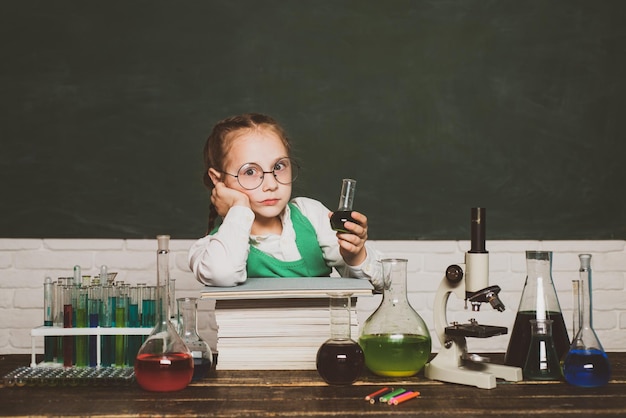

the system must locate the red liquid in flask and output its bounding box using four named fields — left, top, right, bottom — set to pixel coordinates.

left=134, top=352, right=194, bottom=392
